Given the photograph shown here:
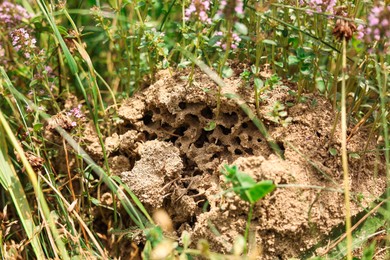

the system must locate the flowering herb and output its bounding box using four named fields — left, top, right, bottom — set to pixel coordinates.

left=0, top=1, right=31, bottom=29
left=185, top=0, right=212, bottom=24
